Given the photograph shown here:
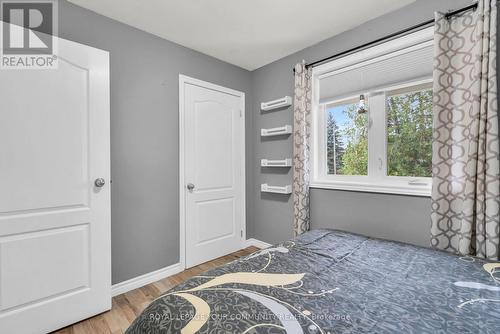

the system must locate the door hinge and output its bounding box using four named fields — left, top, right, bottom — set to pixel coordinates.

left=239, top=109, right=243, bottom=118
left=240, top=230, right=243, bottom=238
